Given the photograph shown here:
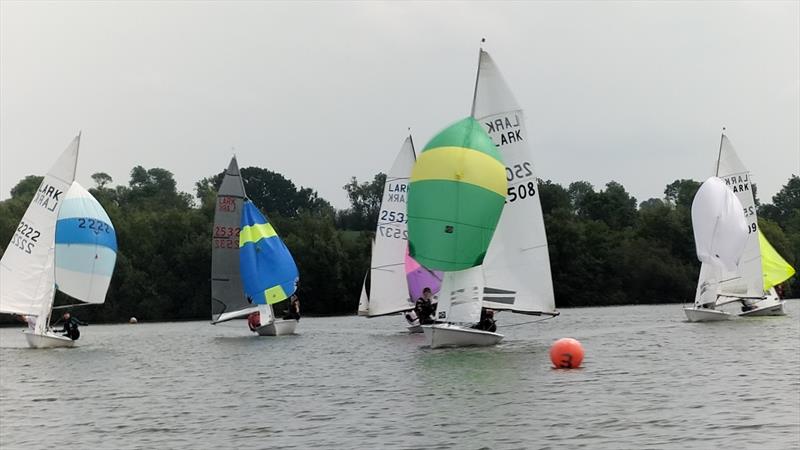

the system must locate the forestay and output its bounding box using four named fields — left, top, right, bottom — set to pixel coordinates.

left=472, top=49, right=556, bottom=316
left=211, top=156, right=257, bottom=323
left=0, top=136, right=79, bottom=319
left=716, top=135, right=763, bottom=296
left=55, top=182, right=117, bottom=304
left=367, top=137, right=417, bottom=316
